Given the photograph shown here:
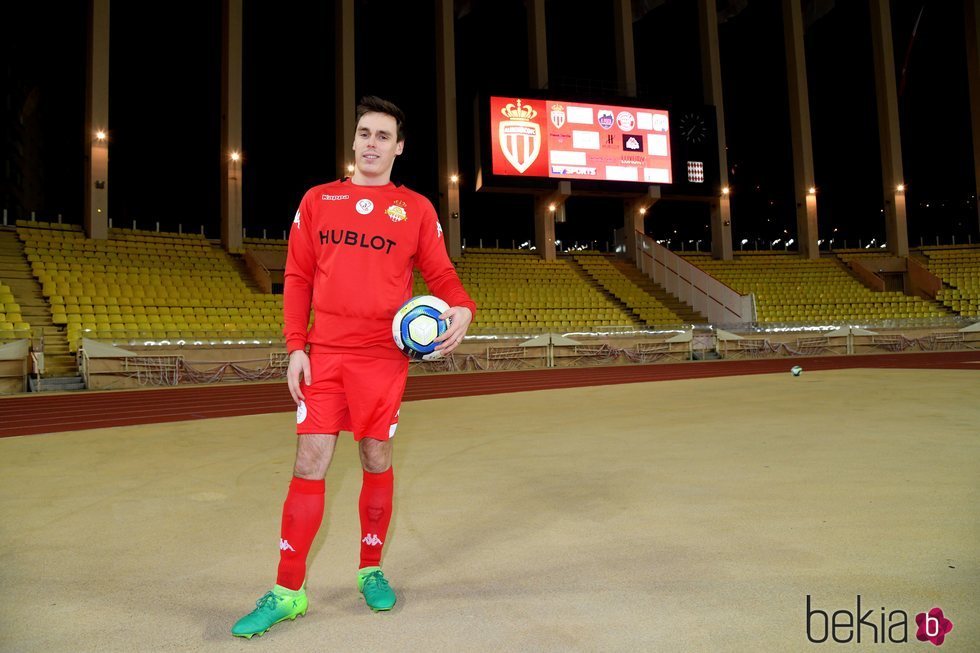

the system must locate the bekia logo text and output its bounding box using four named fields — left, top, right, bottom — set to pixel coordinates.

left=806, top=595, right=953, bottom=646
